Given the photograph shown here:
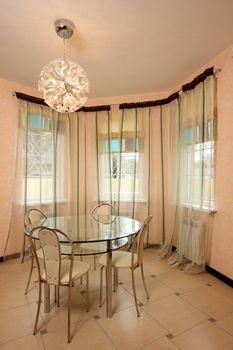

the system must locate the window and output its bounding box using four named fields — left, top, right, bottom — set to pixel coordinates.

left=184, top=125, right=215, bottom=209
left=98, top=138, right=144, bottom=201
left=22, top=115, right=64, bottom=204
